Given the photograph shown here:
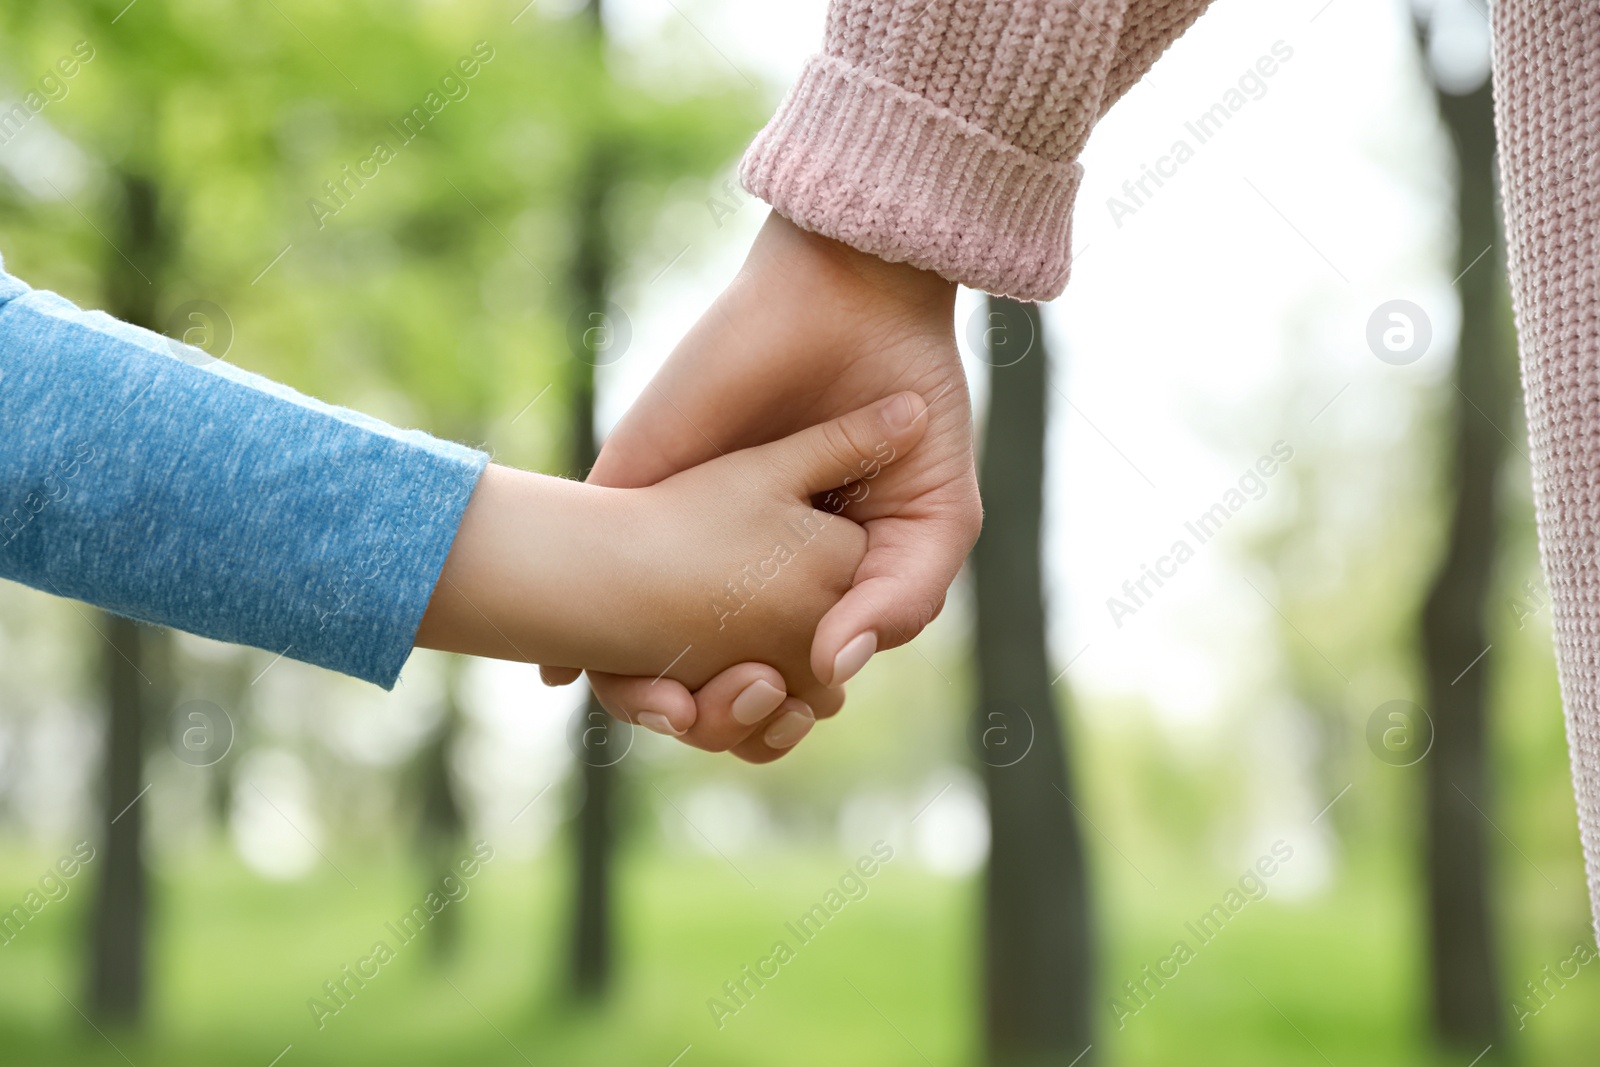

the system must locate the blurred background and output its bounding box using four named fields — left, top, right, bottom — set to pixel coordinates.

left=0, top=0, right=1593, bottom=1064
